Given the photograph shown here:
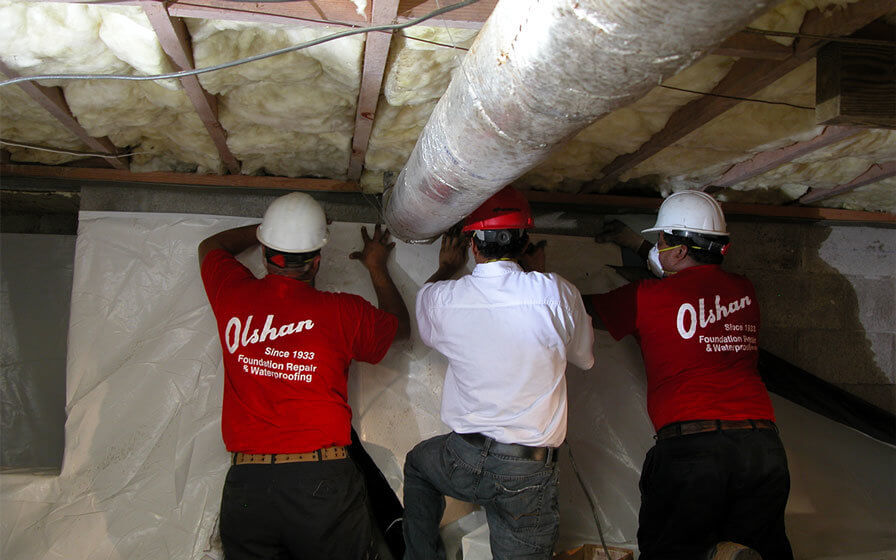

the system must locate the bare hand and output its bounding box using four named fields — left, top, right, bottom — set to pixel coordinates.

left=520, top=239, right=547, bottom=273
left=349, top=224, right=395, bottom=271
left=594, top=219, right=643, bottom=251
